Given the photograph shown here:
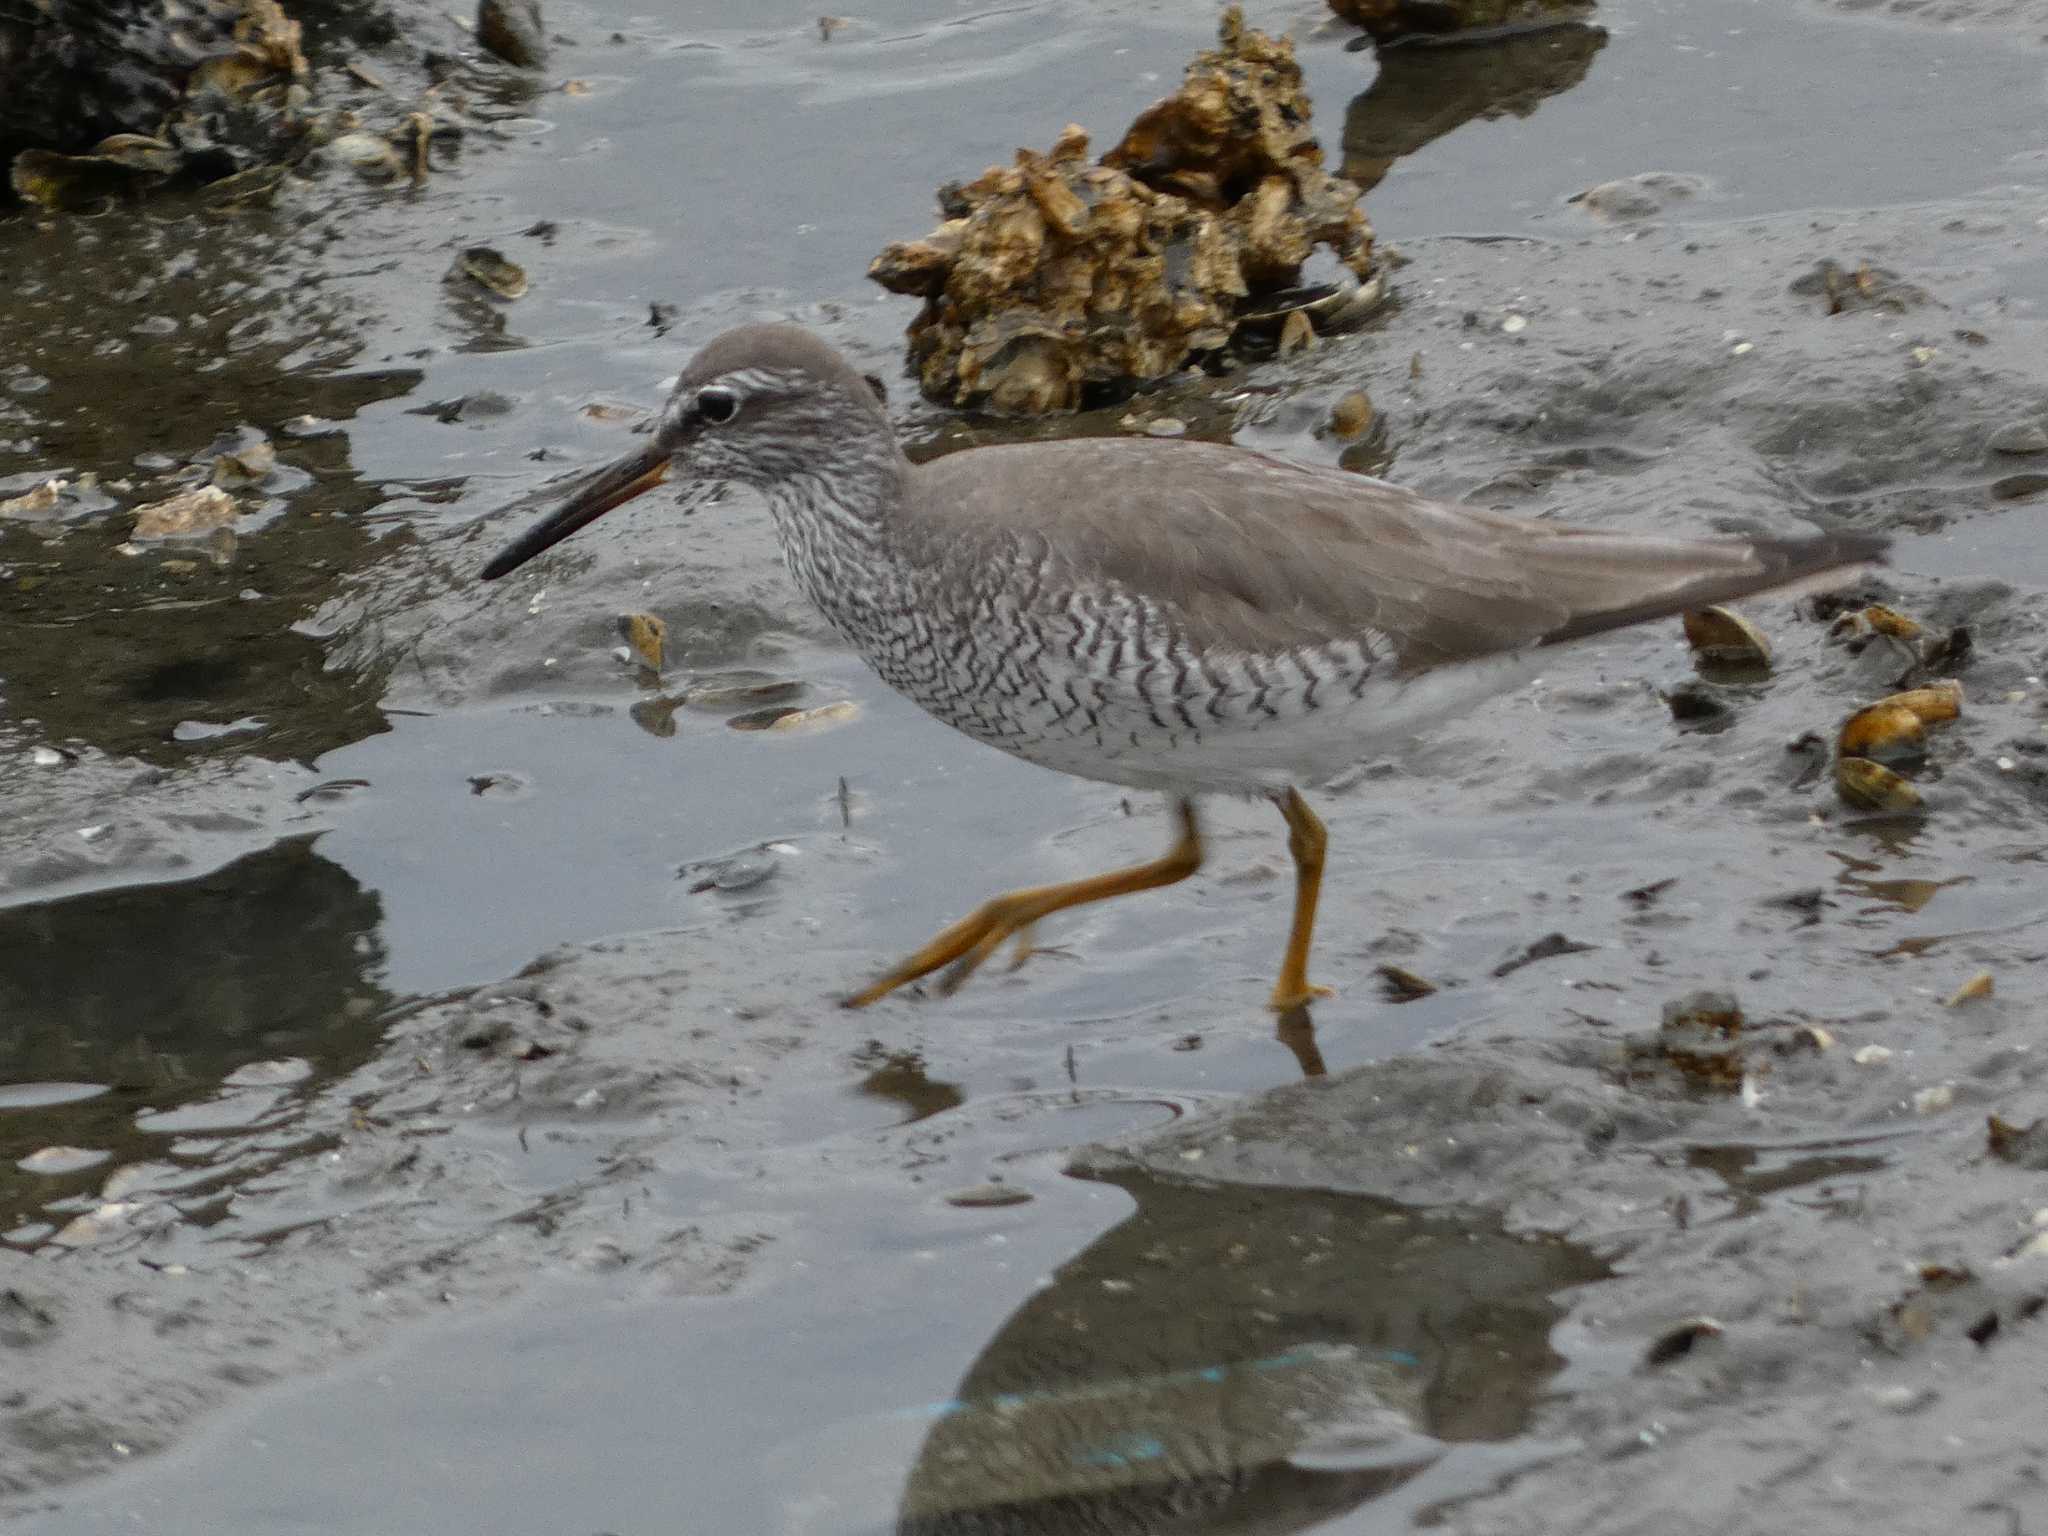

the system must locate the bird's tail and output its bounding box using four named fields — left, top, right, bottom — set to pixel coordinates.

left=1534, top=528, right=1889, bottom=648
